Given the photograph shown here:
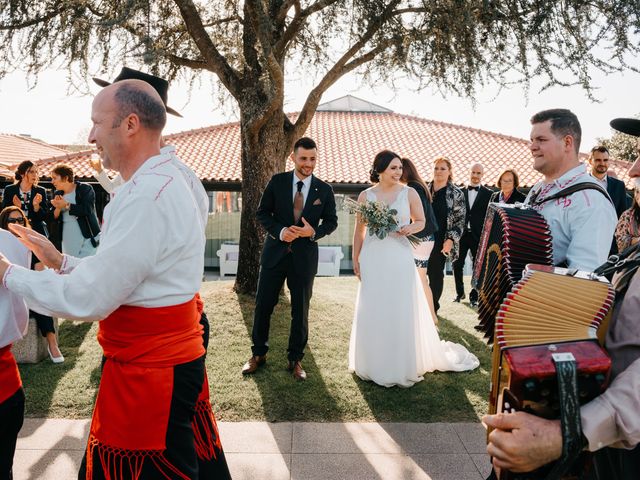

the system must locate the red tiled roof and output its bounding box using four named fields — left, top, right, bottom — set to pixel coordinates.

left=0, top=134, right=68, bottom=170
left=33, top=111, right=635, bottom=188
